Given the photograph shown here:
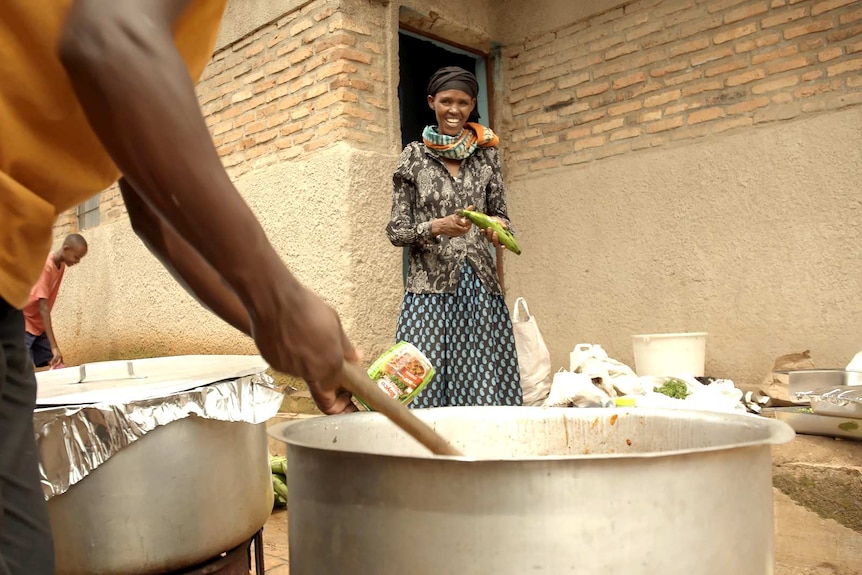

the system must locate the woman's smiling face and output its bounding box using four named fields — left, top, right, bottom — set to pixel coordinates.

left=428, top=89, right=476, bottom=136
